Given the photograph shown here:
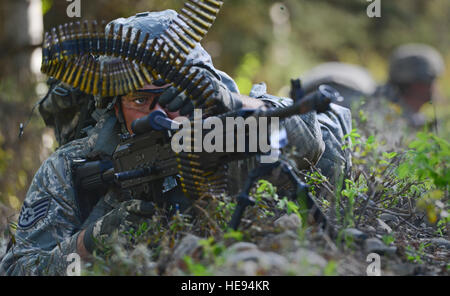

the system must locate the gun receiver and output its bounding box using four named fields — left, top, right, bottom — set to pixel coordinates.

left=75, top=81, right=341, bottom=232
